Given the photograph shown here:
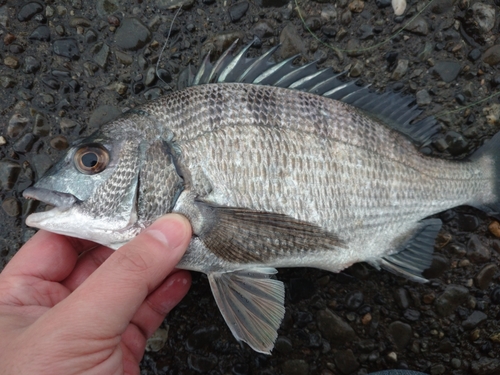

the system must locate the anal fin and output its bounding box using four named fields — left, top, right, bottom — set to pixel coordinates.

left=380, top=218, right=442, bottom=283
left=208, top=267, right=285, bottom=354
